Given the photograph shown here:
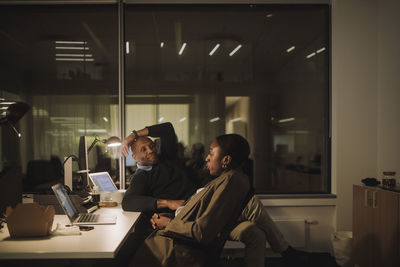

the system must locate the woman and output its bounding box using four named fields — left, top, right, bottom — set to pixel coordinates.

left=130, top=134, right=252, bottom=267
